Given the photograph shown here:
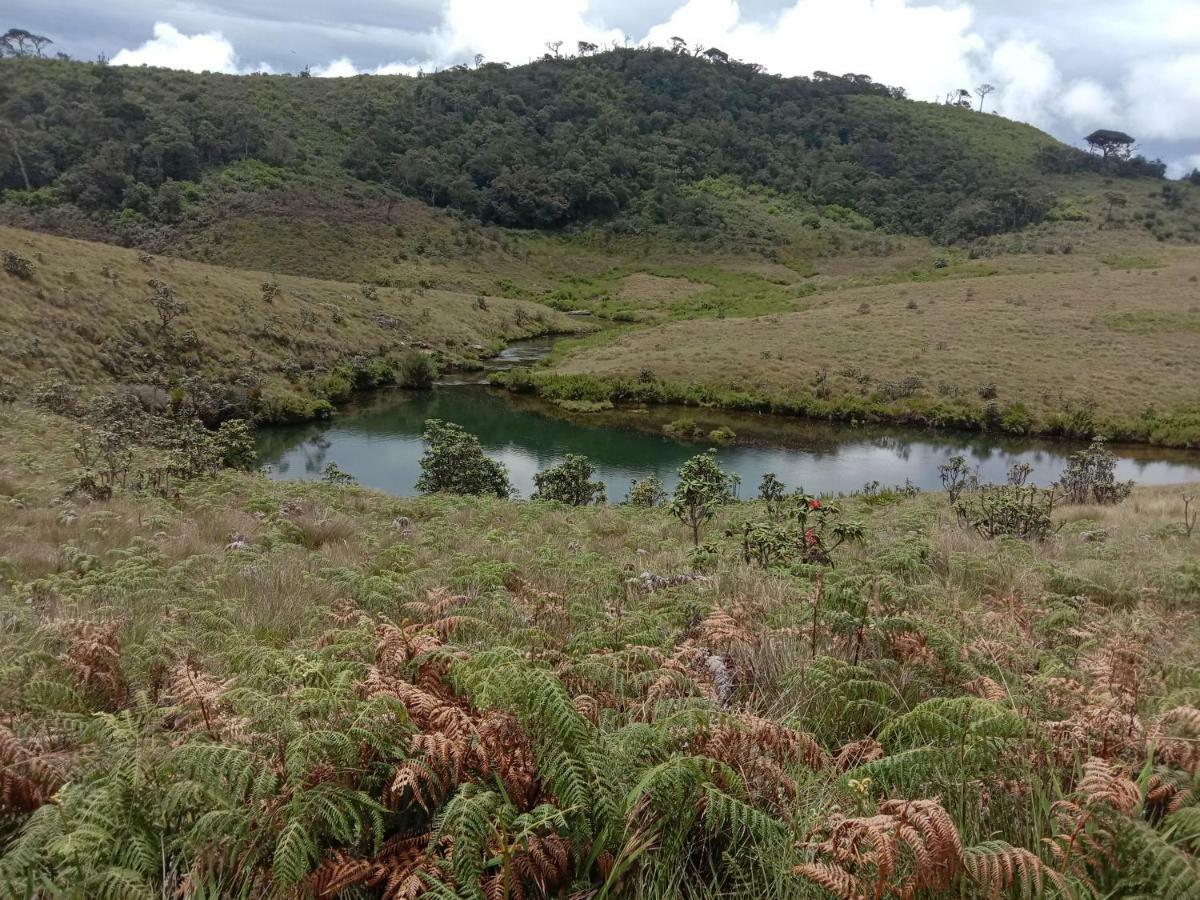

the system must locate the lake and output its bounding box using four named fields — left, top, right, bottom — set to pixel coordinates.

left=257, top=343, right=1200, bottom=498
